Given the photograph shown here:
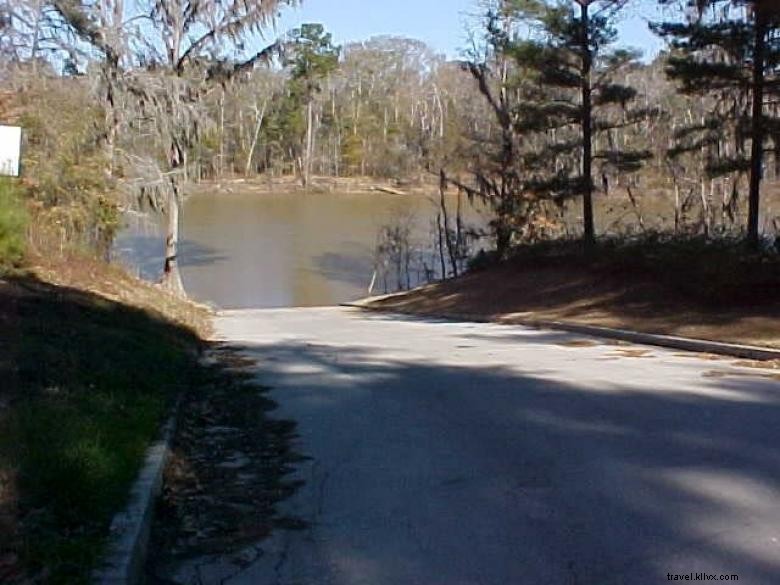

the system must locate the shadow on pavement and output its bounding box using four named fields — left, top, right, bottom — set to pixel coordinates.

left=219, top=335, right=780, bottom=585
